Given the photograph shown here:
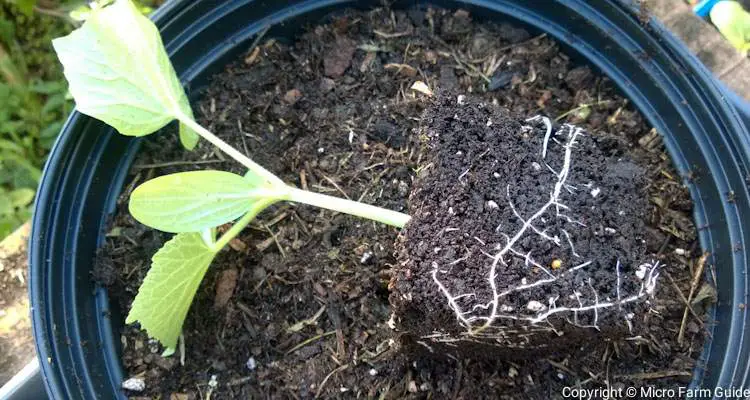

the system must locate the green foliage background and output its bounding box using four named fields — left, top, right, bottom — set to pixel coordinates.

left=0, top=0, right=159, bottom=239
left=0, top=1, right=72, bottom=239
